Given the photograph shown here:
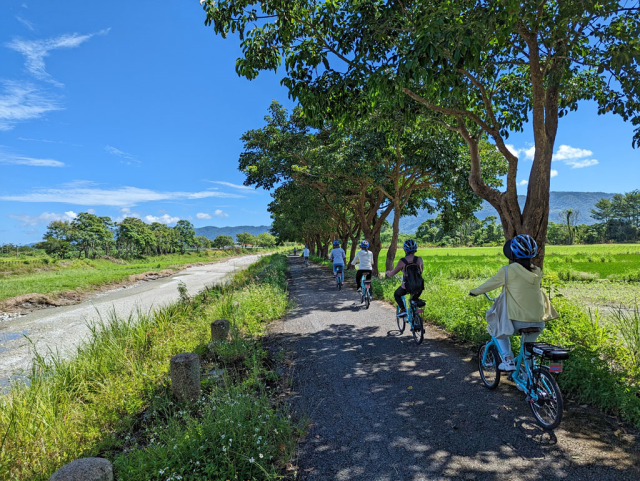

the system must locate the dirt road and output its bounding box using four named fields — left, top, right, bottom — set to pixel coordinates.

left=272, top=256, right=640, bottom=480
left=0, top=254, right=261, bottom=386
